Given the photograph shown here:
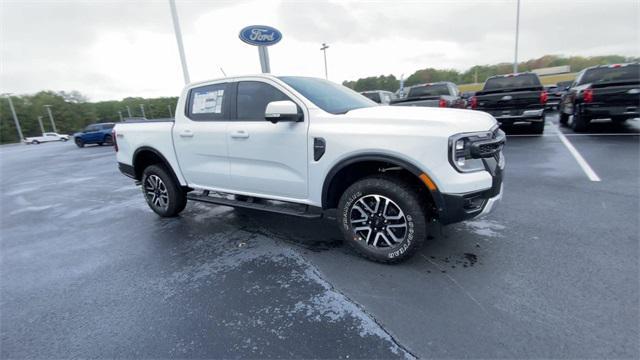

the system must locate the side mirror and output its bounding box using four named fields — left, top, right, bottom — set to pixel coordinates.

left=265, top=100, right=302, bottom=123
